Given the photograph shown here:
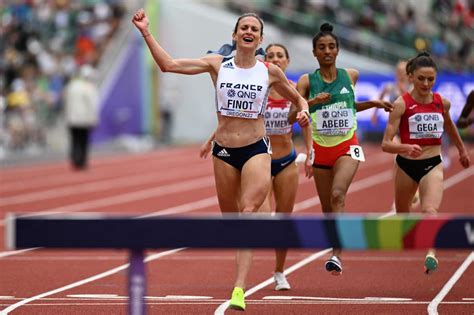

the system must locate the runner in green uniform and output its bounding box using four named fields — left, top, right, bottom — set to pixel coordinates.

left=294, top=22, right=392, bottom=275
